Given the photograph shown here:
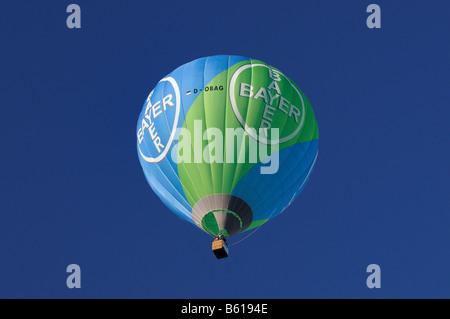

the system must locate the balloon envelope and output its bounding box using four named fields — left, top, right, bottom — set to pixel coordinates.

left=137, top=55, right=318, bottom=238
